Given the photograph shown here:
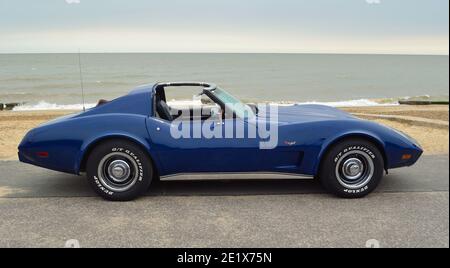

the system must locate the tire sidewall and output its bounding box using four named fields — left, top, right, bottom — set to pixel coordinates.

left=320, top=139, right=384, bottom=198
left=86, top=140, right=152, bottom=201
